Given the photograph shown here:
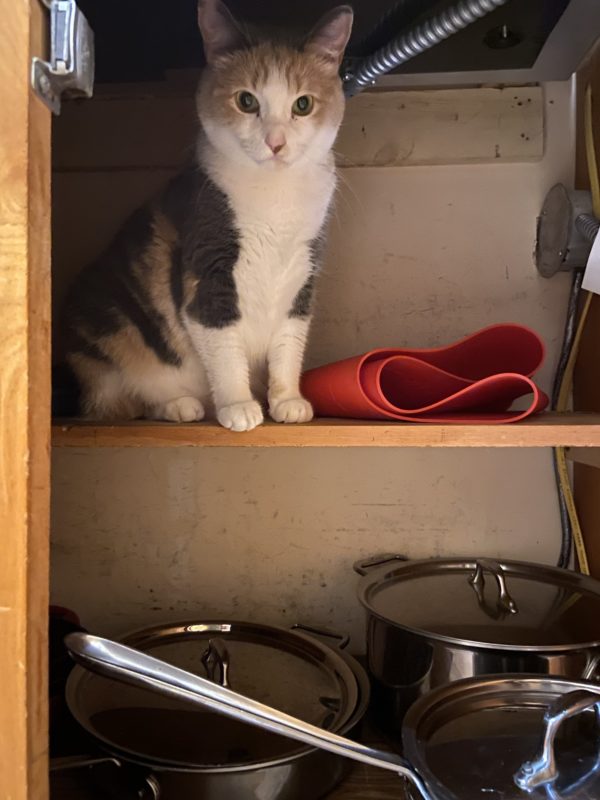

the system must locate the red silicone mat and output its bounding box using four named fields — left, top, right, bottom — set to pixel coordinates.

left=301, top=324, right=548, bottom=424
